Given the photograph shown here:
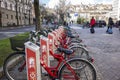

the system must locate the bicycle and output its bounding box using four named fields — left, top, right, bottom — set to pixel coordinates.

left=52, top=27, right=93, bottom=62
left=3, top=26, right=95, bottom=80
left=4, top=40, right=97, bottom=80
